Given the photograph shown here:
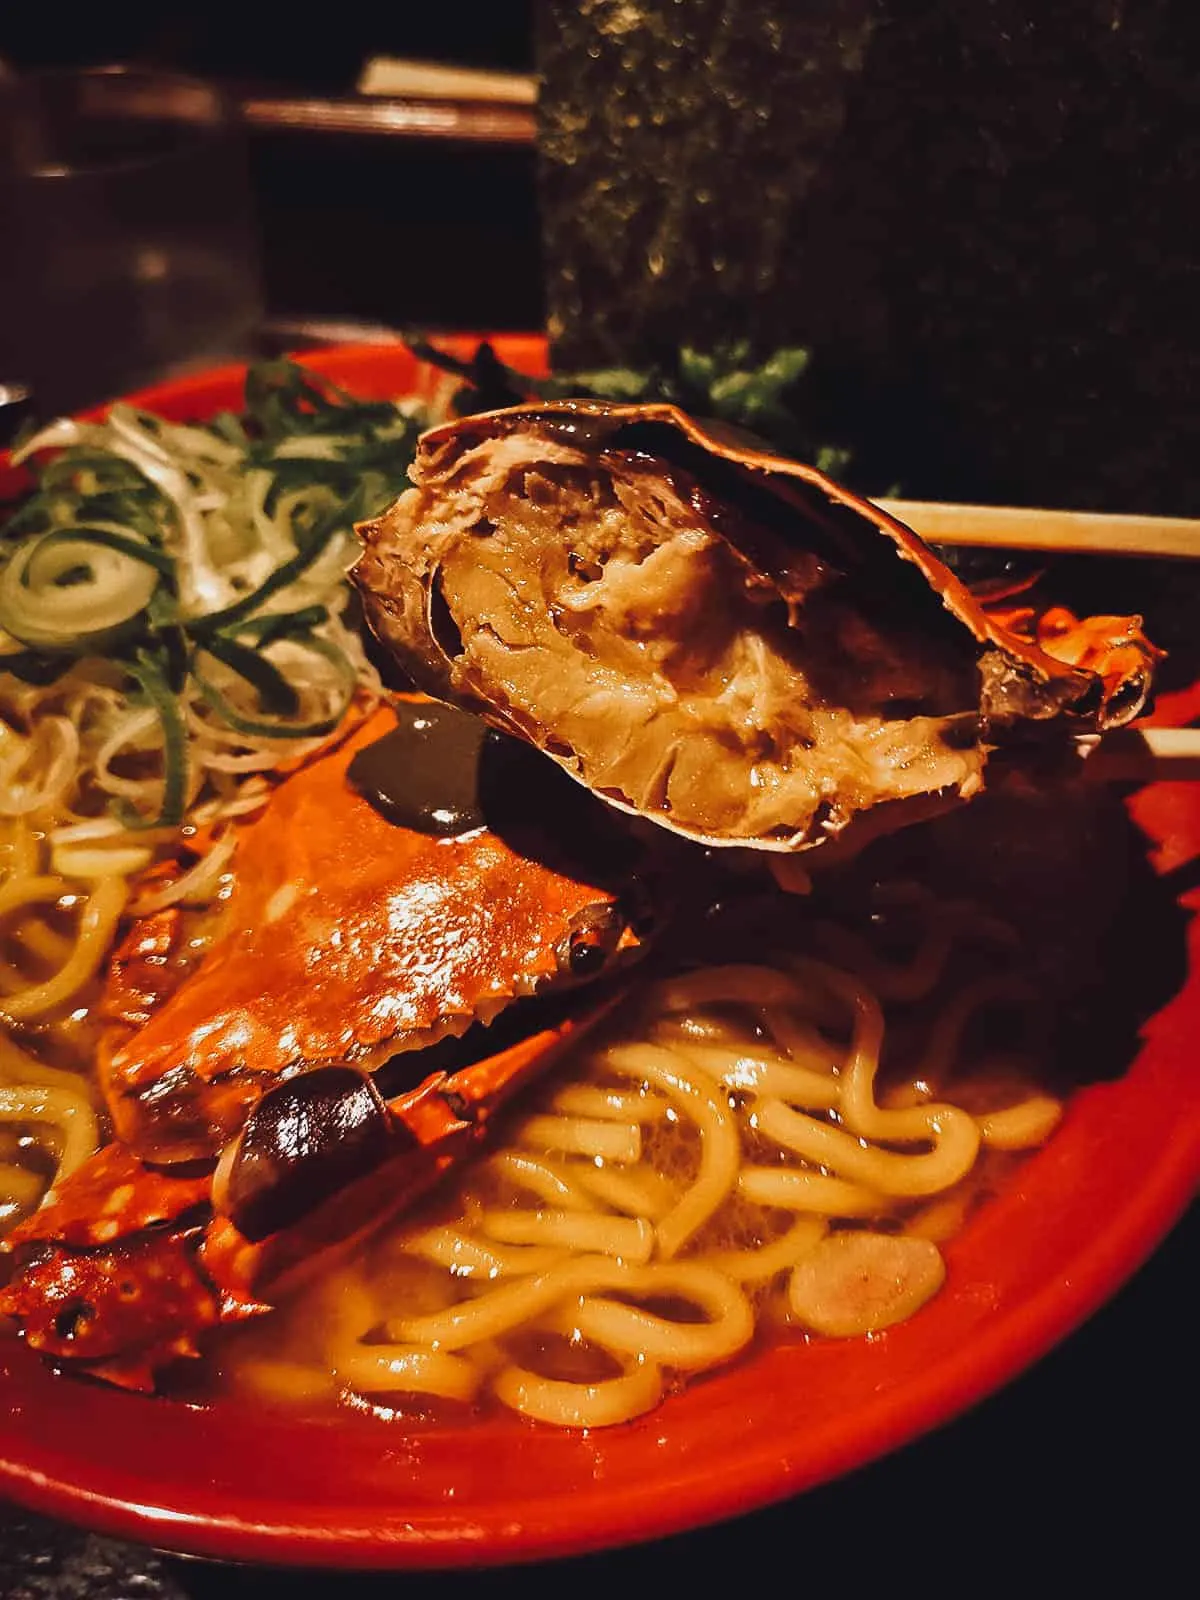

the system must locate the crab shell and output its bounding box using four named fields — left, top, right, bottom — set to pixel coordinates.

left=354, top=401, right=1158, bottom=854
left=102, top=701, right=648, bottom=1166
